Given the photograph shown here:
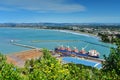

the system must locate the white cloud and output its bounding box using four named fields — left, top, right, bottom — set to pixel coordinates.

left=0, top=0, right=86, bottom=12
